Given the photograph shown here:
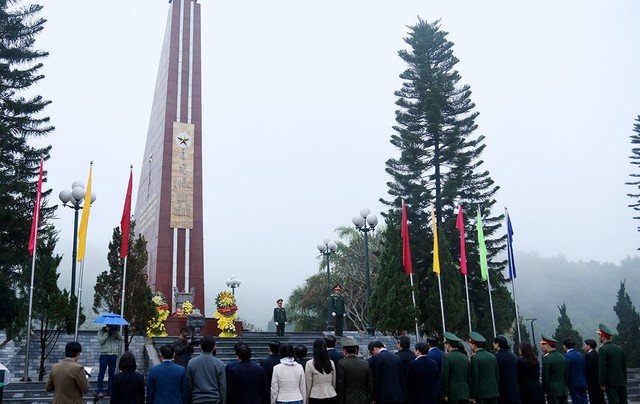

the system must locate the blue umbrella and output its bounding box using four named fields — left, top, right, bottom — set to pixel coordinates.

left=93, top=312, right=129, bottom=326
